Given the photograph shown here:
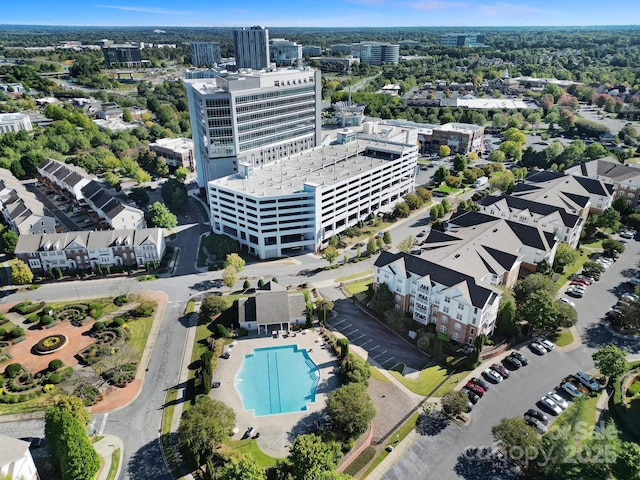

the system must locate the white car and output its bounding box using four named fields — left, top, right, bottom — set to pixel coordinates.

left=562, top=382, right=583, bottom=398
left=530, top=342, right=547, bottom=355
left=540, top=395, right=563, bottom=415
left=482, top=368, right=503, bottom=383
left=620, top=231, right=635, bottom=239
left=524, top=415, right=548, bottom=434
left=547, top=392, right=568, bottom=410
left=536, top=338, right=555, bottom=351
left=559, top=297, right=576, bottom=307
